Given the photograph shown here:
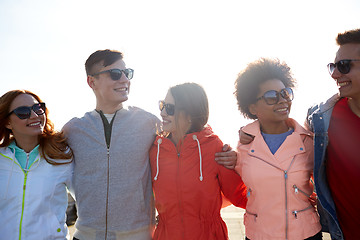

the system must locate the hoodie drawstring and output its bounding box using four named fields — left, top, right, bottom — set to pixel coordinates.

left=192, top=135, right=203, bottom=181
left=153, top=136, right=203, bottom=182
left=154, top=138, right=162, bottom=181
